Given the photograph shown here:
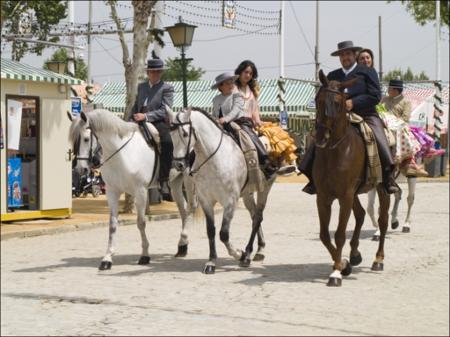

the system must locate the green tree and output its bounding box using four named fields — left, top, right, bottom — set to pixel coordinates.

left=389, top=1, right=449, bottom=27
left=1, top=0, right=68, bottom=61
left=161, top=57, right=206, bottom=81
left=384, top=67, right=429, bottom=81
left=43, top=48, right=87, bottom=81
